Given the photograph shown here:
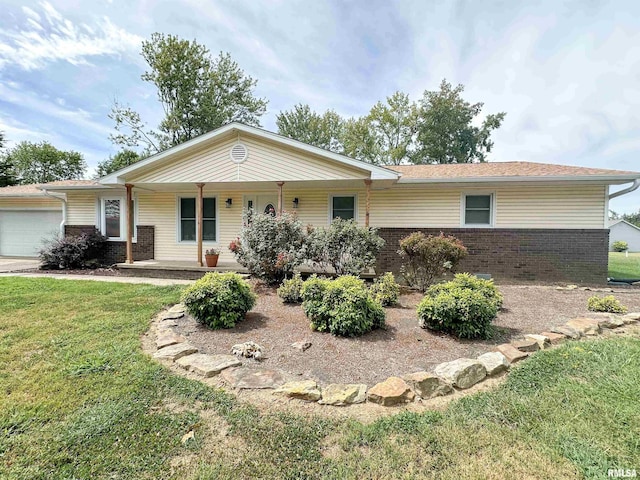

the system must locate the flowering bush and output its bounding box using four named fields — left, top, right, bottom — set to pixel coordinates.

left=301, top=275, right=385, bottom=337
left=307, top=218, right=385, bottom=275
left=181, top=272, right=256, bottom=329
left=229, top=211, right=307, bottom=284
left=398, top=232, right=467, bottom=291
